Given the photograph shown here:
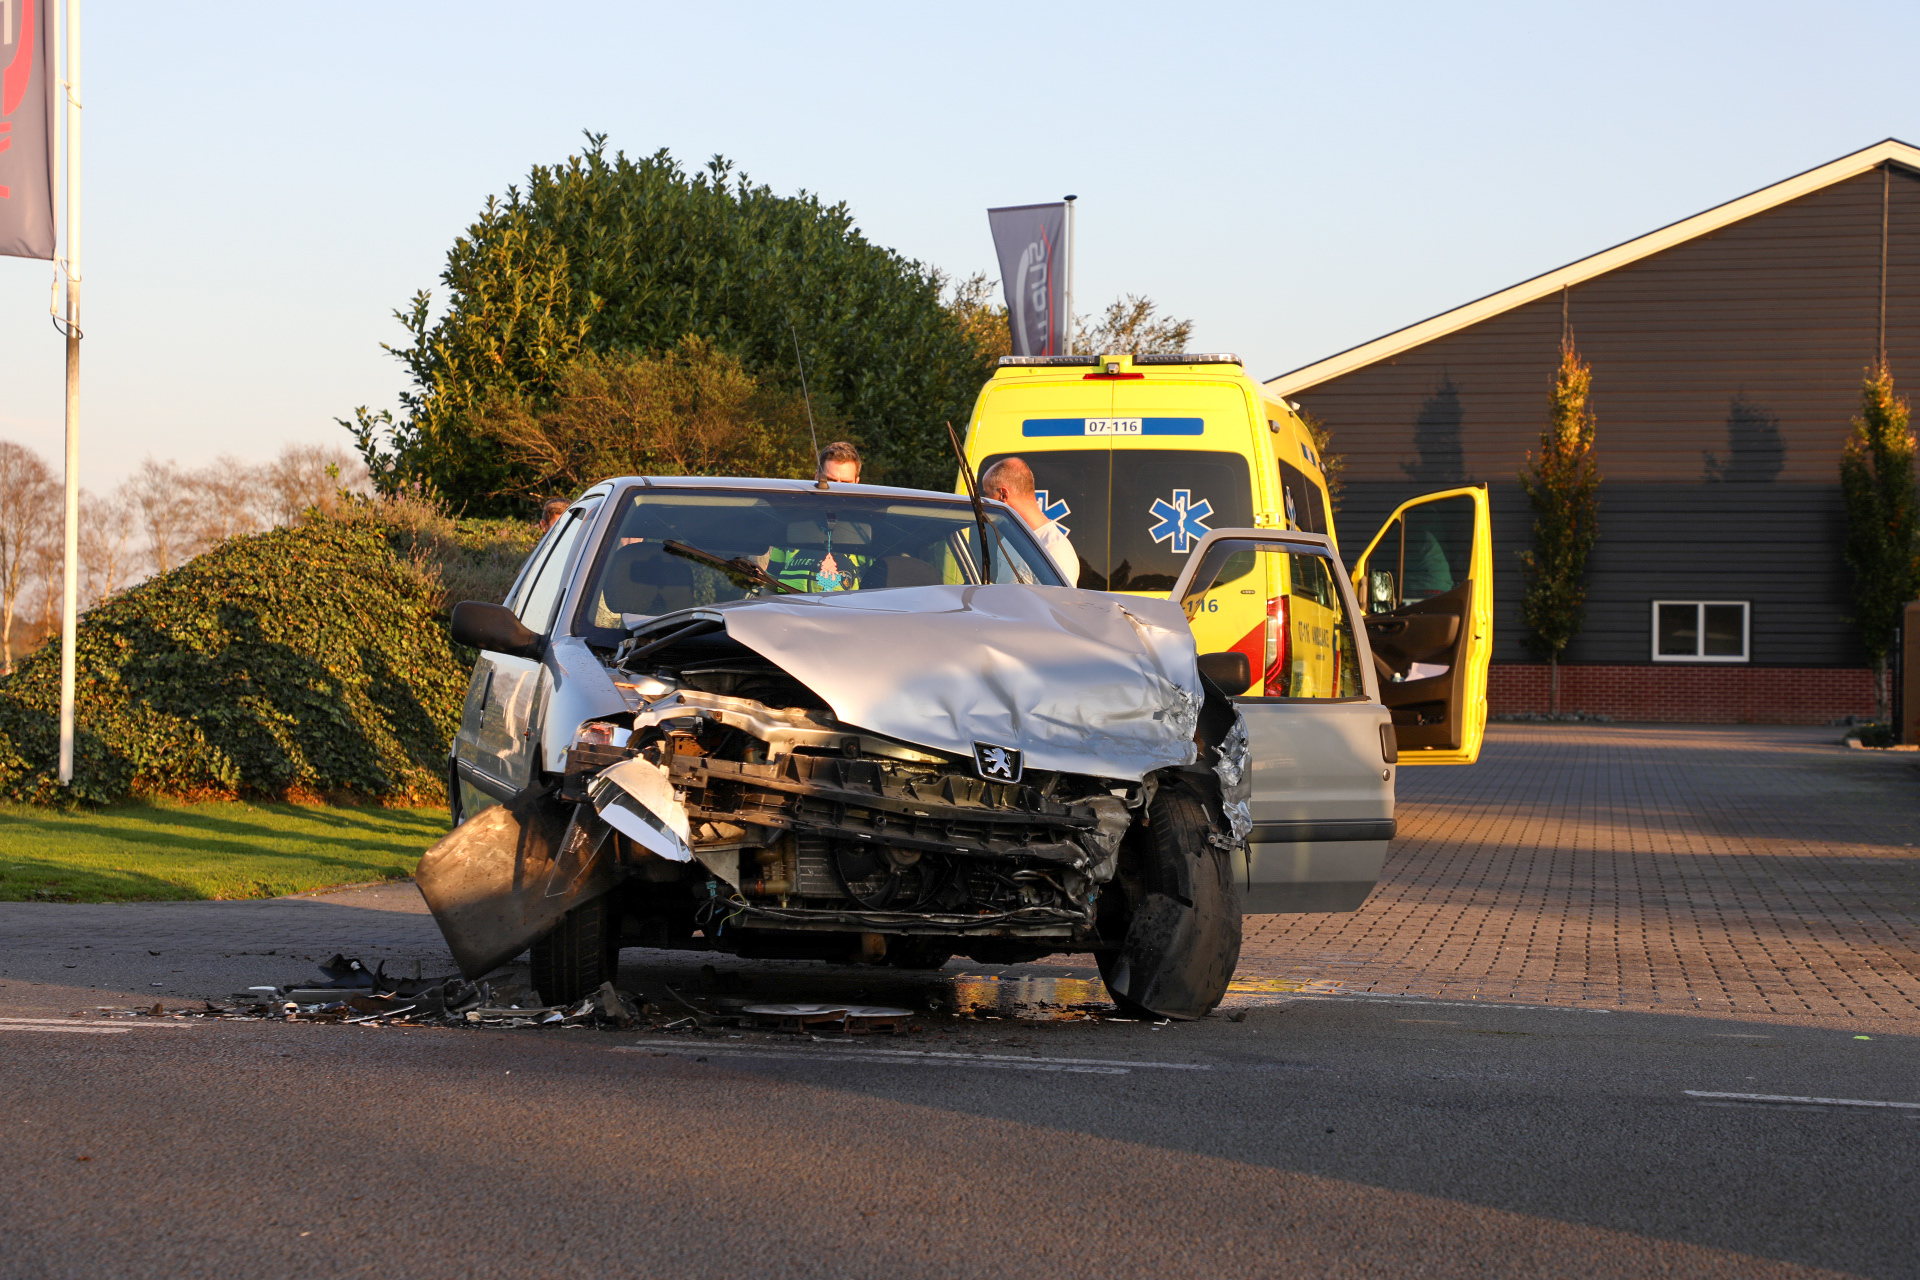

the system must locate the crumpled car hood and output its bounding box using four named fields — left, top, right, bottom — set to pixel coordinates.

left=687, top=584, right=1202, bottom=781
